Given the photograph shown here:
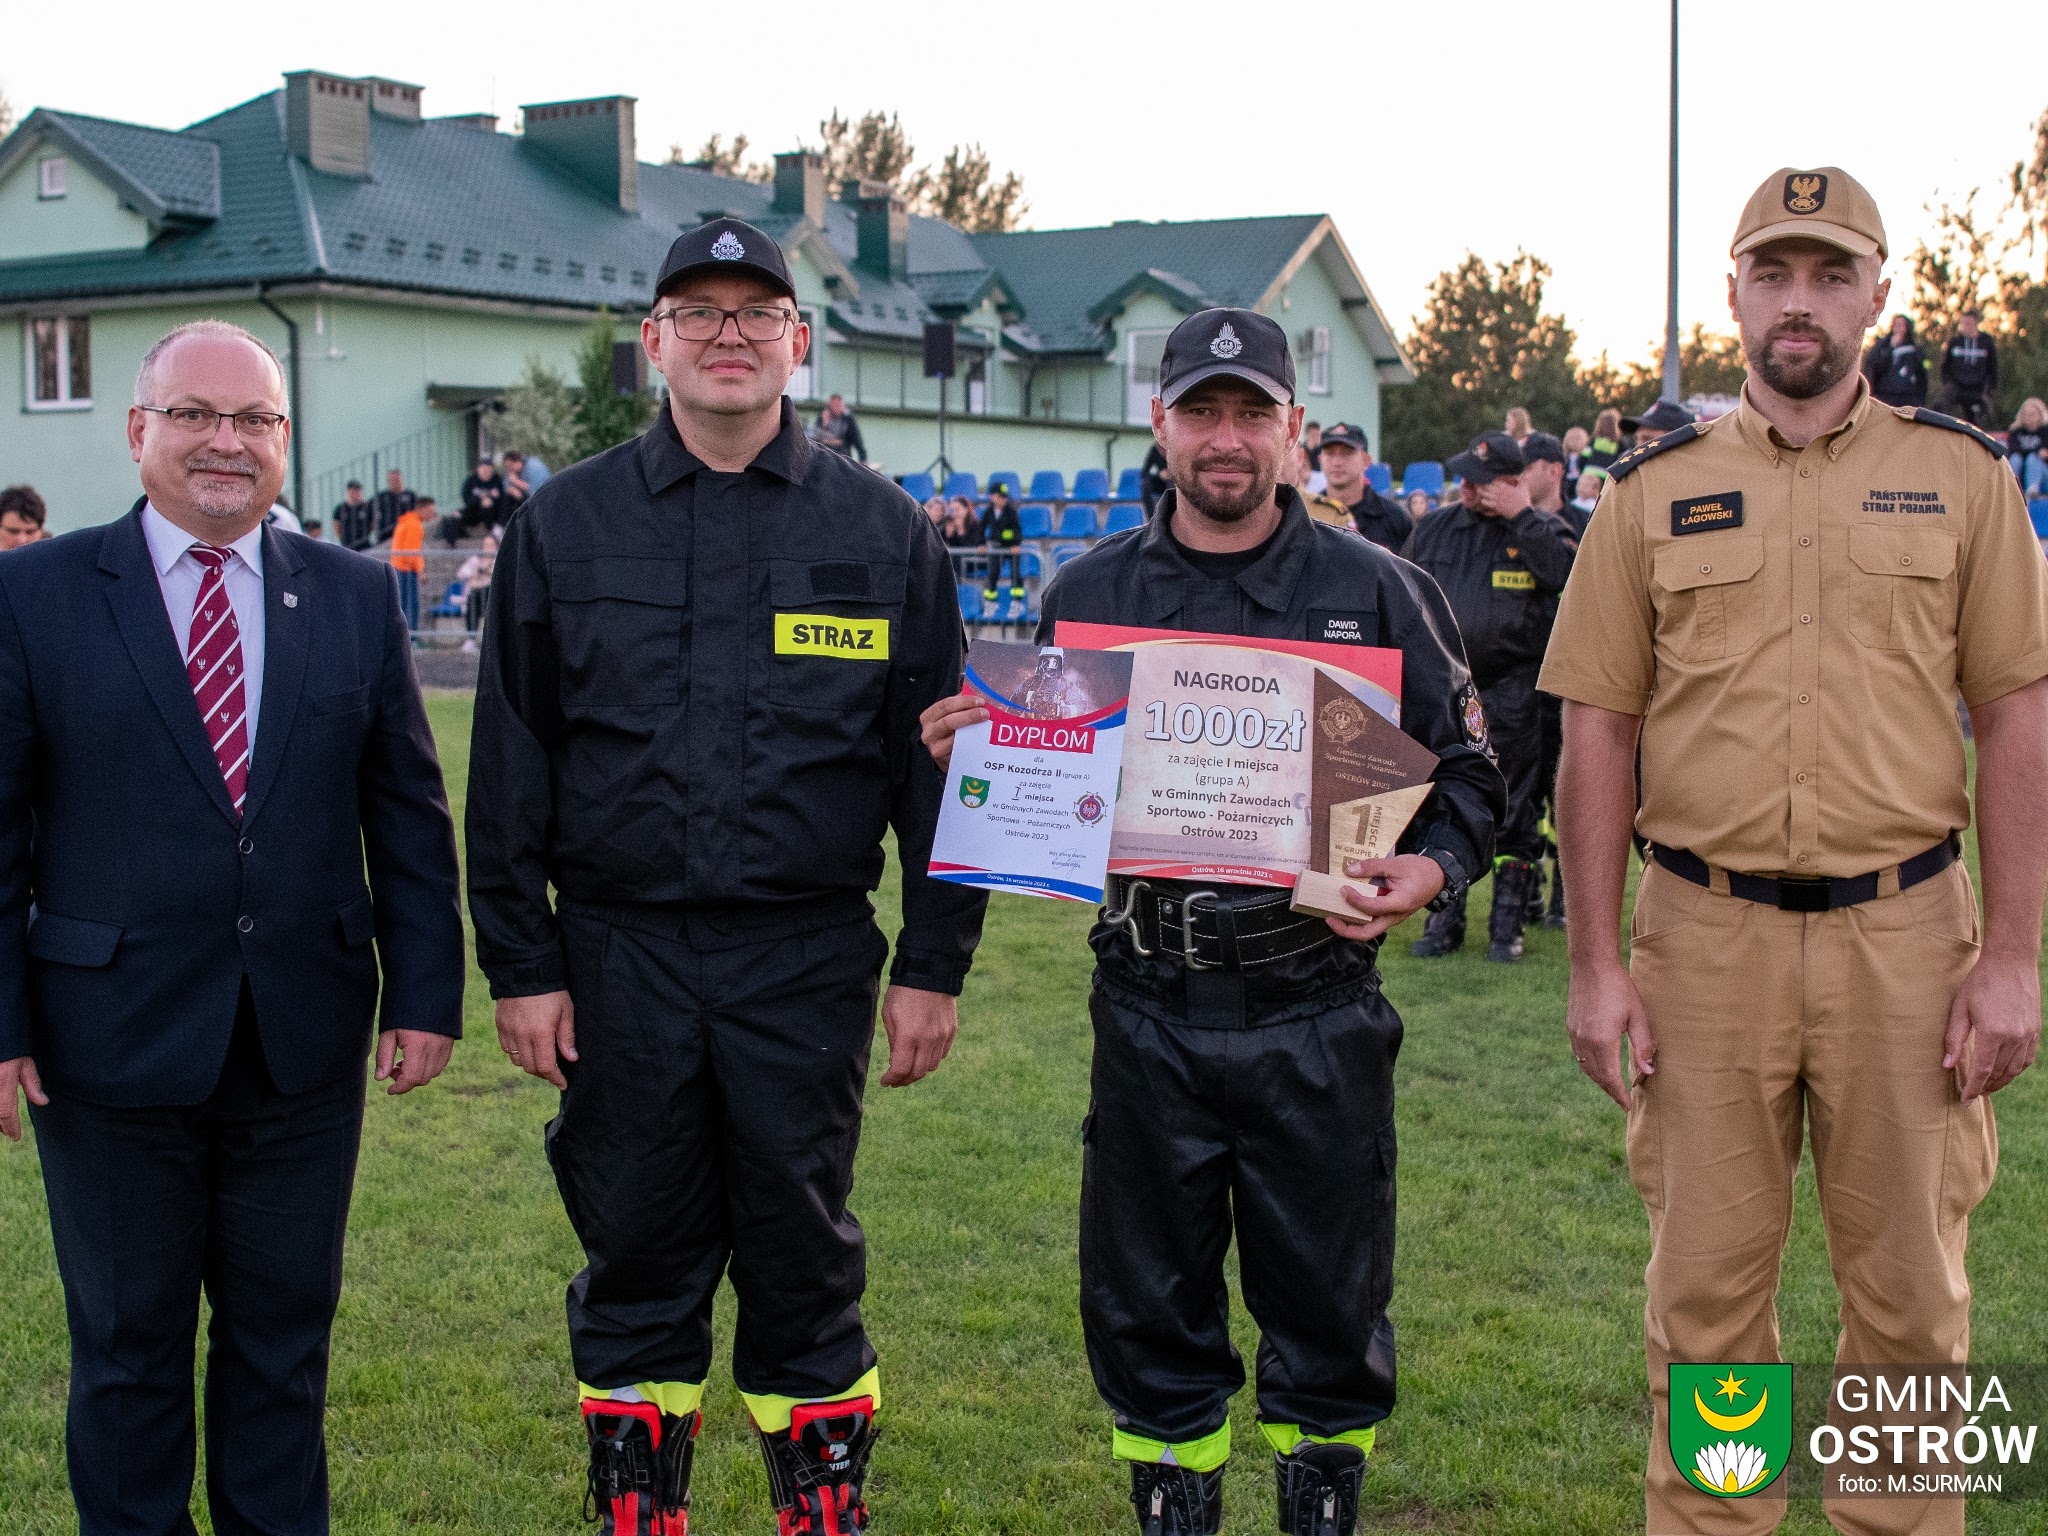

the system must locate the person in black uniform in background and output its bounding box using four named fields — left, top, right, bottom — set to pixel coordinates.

left=1315, top=423, right=1411, bottom=552
left=980, top=481, right=1026, bottom=604
left=1518, top=433, right=1573, bottom=927
left=922, top=309, right=1503, bottom=1536
left=1938, top=309, right=1999, bottom=427
left=1863, top=312, right=1929, bottom=407
left=467, top=217, right=987, bottom=1536
left=1401, top=431, right=1576, bottom=962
